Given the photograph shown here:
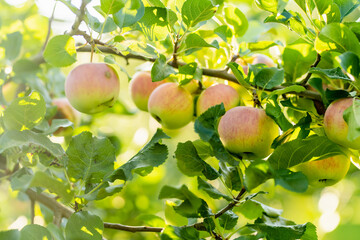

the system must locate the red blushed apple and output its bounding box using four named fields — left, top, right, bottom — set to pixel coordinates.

left=294, top=155, right=350, bottom=187
left=196, top=84, right=240, bottom=116
left=324, top=98, right=360, bottom=149
left=218, top=106, right=279, bottom=159
left=130, top=71, right=166, bottom=111
left=65, top=63, right=120, bottom=114
left=51, top=98, right=81, bottom=136
left=148, top=82, right=194, bottom=129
